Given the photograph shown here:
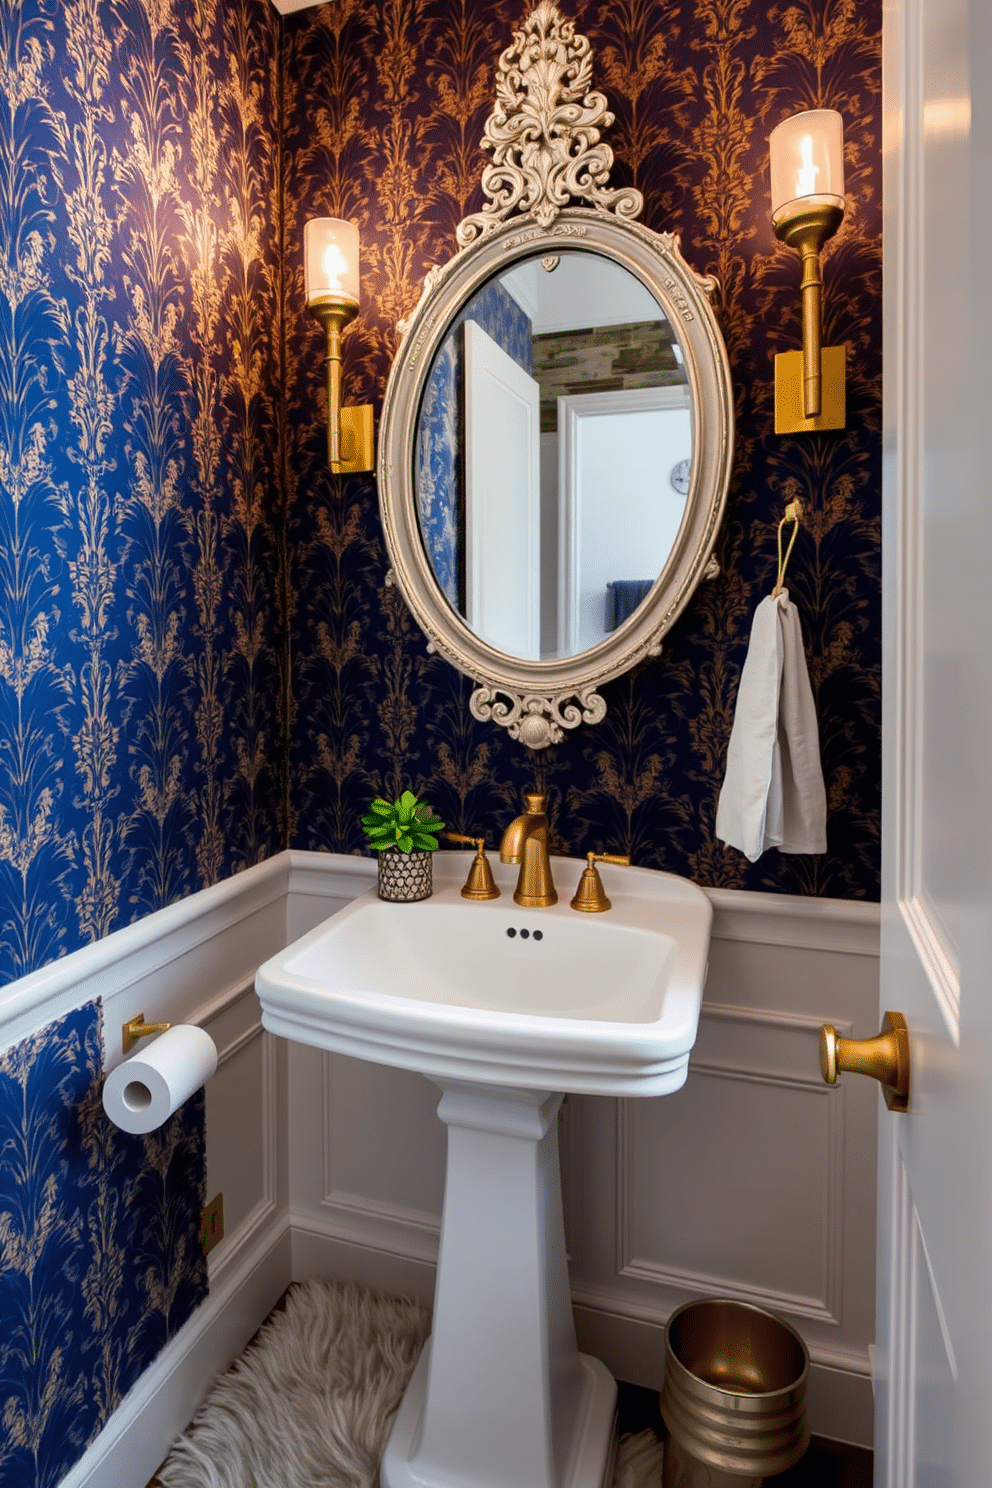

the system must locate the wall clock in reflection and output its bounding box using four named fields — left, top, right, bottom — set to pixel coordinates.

left=670, top=459, right=691, bottom=496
